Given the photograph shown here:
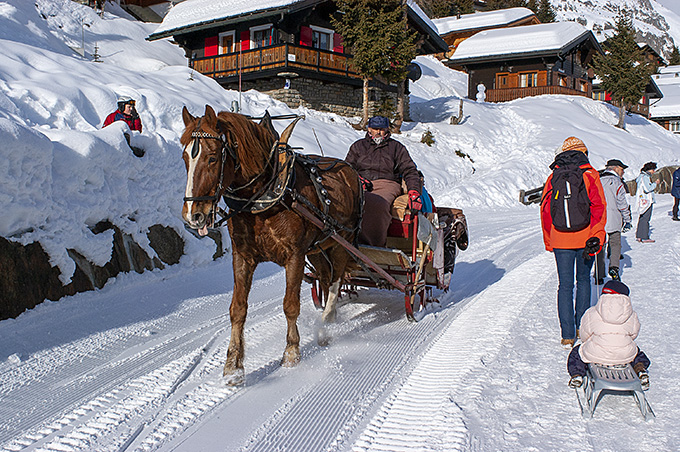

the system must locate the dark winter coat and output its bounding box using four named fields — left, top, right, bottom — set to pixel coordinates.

left=345, top=133, right=421, bottom=193
left=672, top=167, right=680, bottom=199
left=103, top=110, right=142, bottom=132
